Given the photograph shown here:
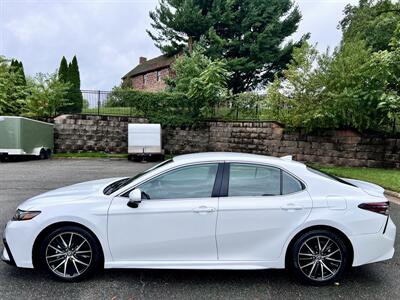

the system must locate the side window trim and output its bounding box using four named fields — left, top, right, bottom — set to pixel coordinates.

left=211, top=163, right=225, bottom=197
left=219, top=162, right=230, bottom=197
